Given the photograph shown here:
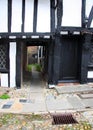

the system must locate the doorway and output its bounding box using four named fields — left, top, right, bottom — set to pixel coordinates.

left=59, top=36, right=81, bottom=82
